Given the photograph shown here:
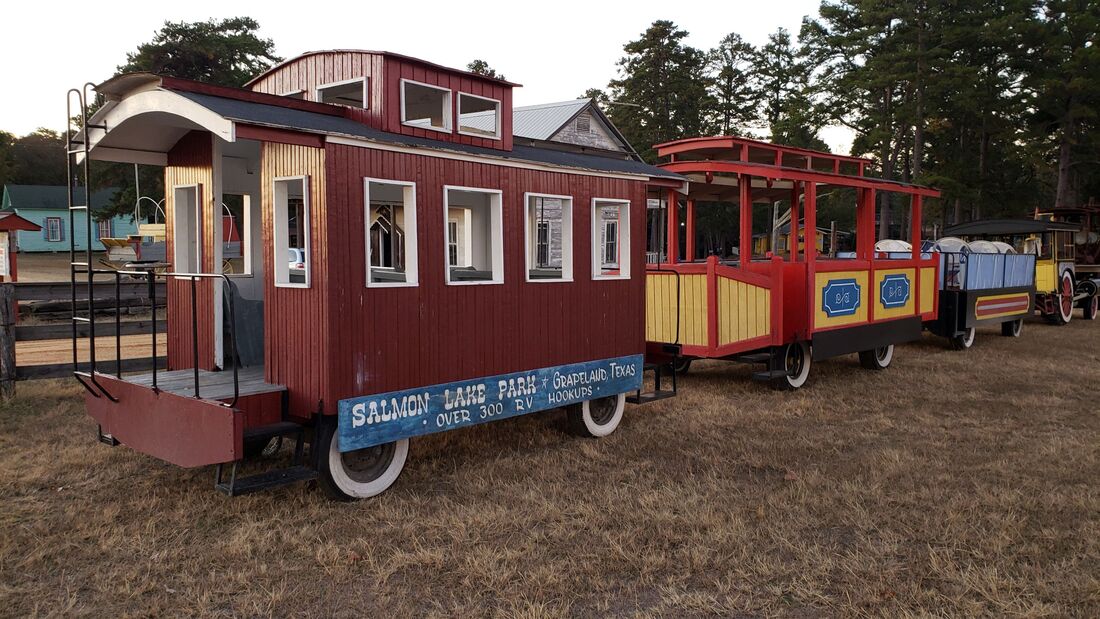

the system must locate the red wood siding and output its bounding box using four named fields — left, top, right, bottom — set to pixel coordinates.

left=260, top=142, right=330, bottom=414
left=382, top=56, right=513, bottom=150
left=320, top=142, right=645, bottom=407
left=164, top=131, right=216, bottom=371
left=247, top=51, right=513, bottom=151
